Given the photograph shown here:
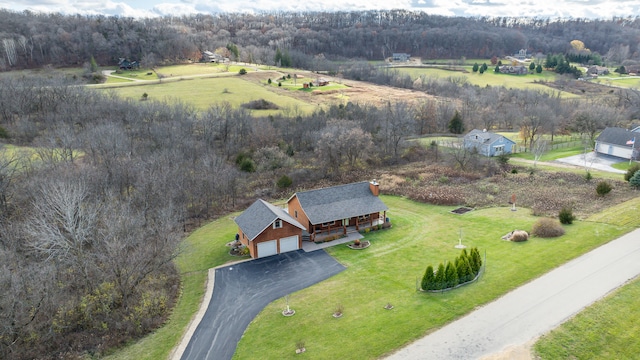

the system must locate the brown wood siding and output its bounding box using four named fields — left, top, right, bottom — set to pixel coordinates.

left=253, top=222, right=302, bottom=258
left=287, top=196, right=310, bottom=232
